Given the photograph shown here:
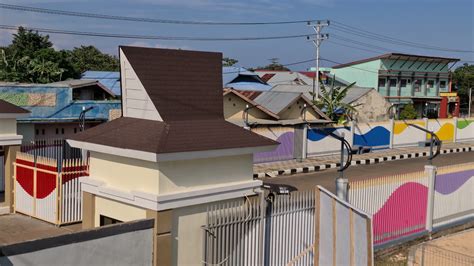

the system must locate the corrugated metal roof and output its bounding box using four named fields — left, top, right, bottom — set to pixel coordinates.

left=254, top=71, right=314, bottom=87
left=270, top=84, right=372, bottom=104
left=223, top=67, right=272, bottom=91
left=254, top=91, right=303, bottom=114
